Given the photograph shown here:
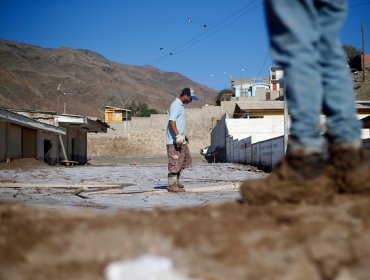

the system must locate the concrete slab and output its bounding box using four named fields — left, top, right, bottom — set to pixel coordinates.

left=0, top=161, right=266, bottom=211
